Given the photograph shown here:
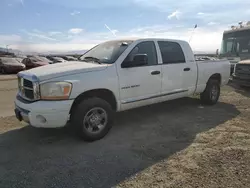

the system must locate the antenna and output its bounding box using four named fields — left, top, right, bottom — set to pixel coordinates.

left=239, top=21, right=243, bottom=28
left=189, top=24, right=197, bottom=43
